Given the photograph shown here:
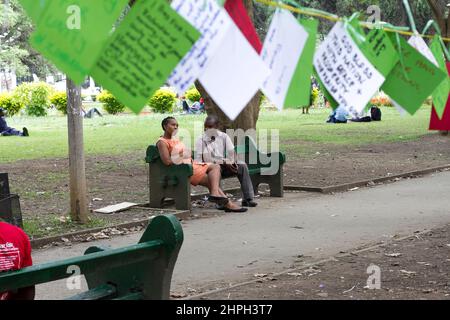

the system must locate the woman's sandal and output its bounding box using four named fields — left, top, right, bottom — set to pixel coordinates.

left=224, top=207, right=248, bottom=213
